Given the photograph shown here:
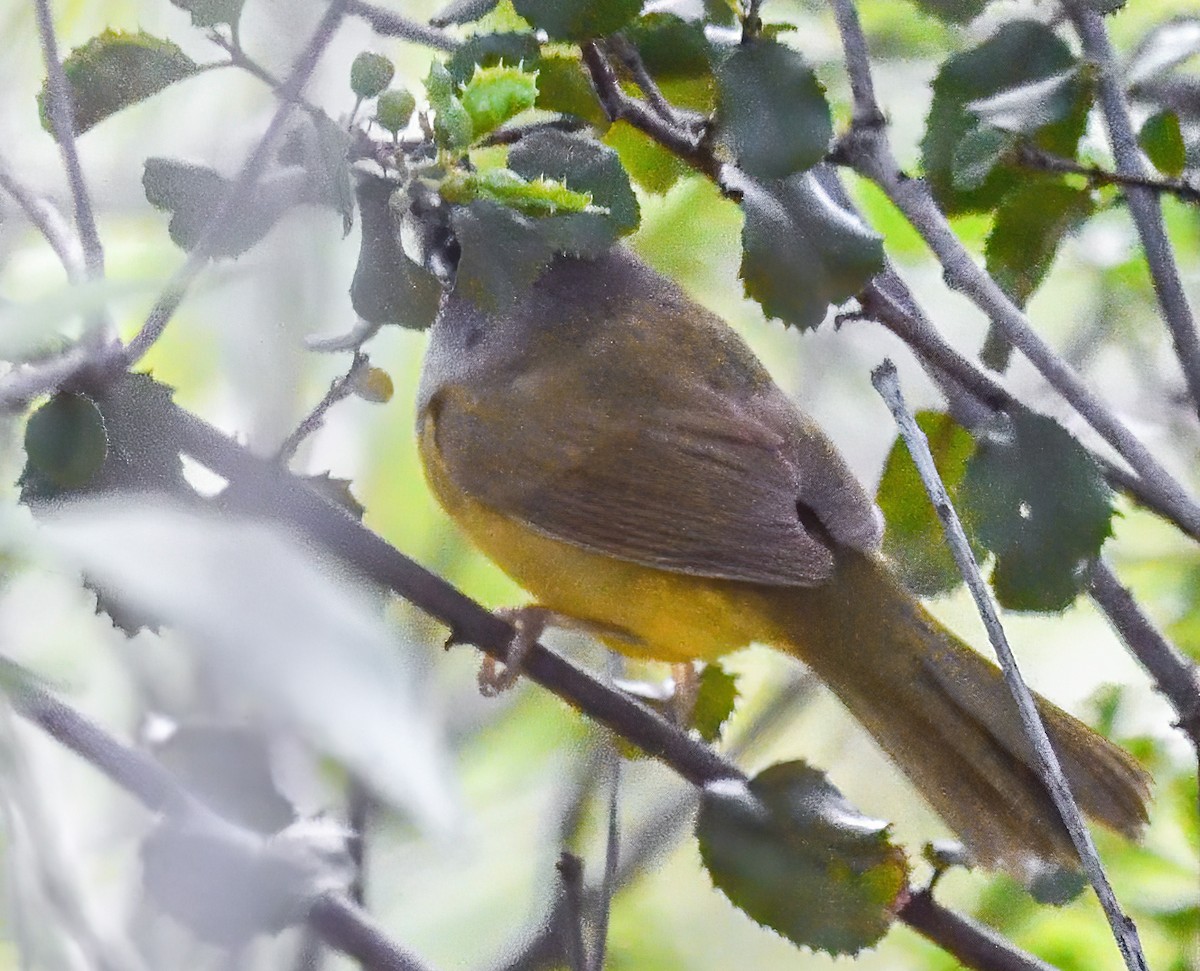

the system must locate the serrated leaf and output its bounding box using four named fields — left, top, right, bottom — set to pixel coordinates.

left=959, top=410, right=1114, bottom=612
left=714, top=39, right=831, bottom=181
left=450, top=198, right=554, bottom=310
left=697, top=763, right=908, bottom=955
left=442, top=168, right=595, bottom=216
left=508, top=128, right=639, bottom=255
left=460, top=64, right=539, bottom=137
left=733, top=169, right=884, bottom=329
left=512, top=0, right=641, bottom=41
left=350, top=177, right=442, bottom=330
left=1126, top=18, right=1200, bottom=87
left=38, top=30, right=198, bottom=137
left=446, top=32, right=541, bottom=84
left=23, top=393, right=108, bottom=490
left=904, top=0, right=988, bottom=24
left=1138, top=110, right=1186, bottom=176
left=534, top=51, right=608, bottom=126
left=985, top=181, right=1094, bottom=308
left=691, top=662, right=738, bottom=743
left=169, top=0, right=246, bottom=28
left=922, top=21, right=1091, bottom=214
left=877, top=411, right=977, bottom=597
left=301, top=473, right=366, bottom=521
